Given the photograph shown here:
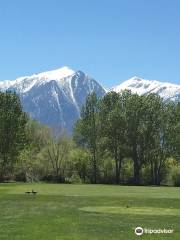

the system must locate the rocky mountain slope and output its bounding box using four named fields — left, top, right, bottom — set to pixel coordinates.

left=0, top=67, right=106, bottom=134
